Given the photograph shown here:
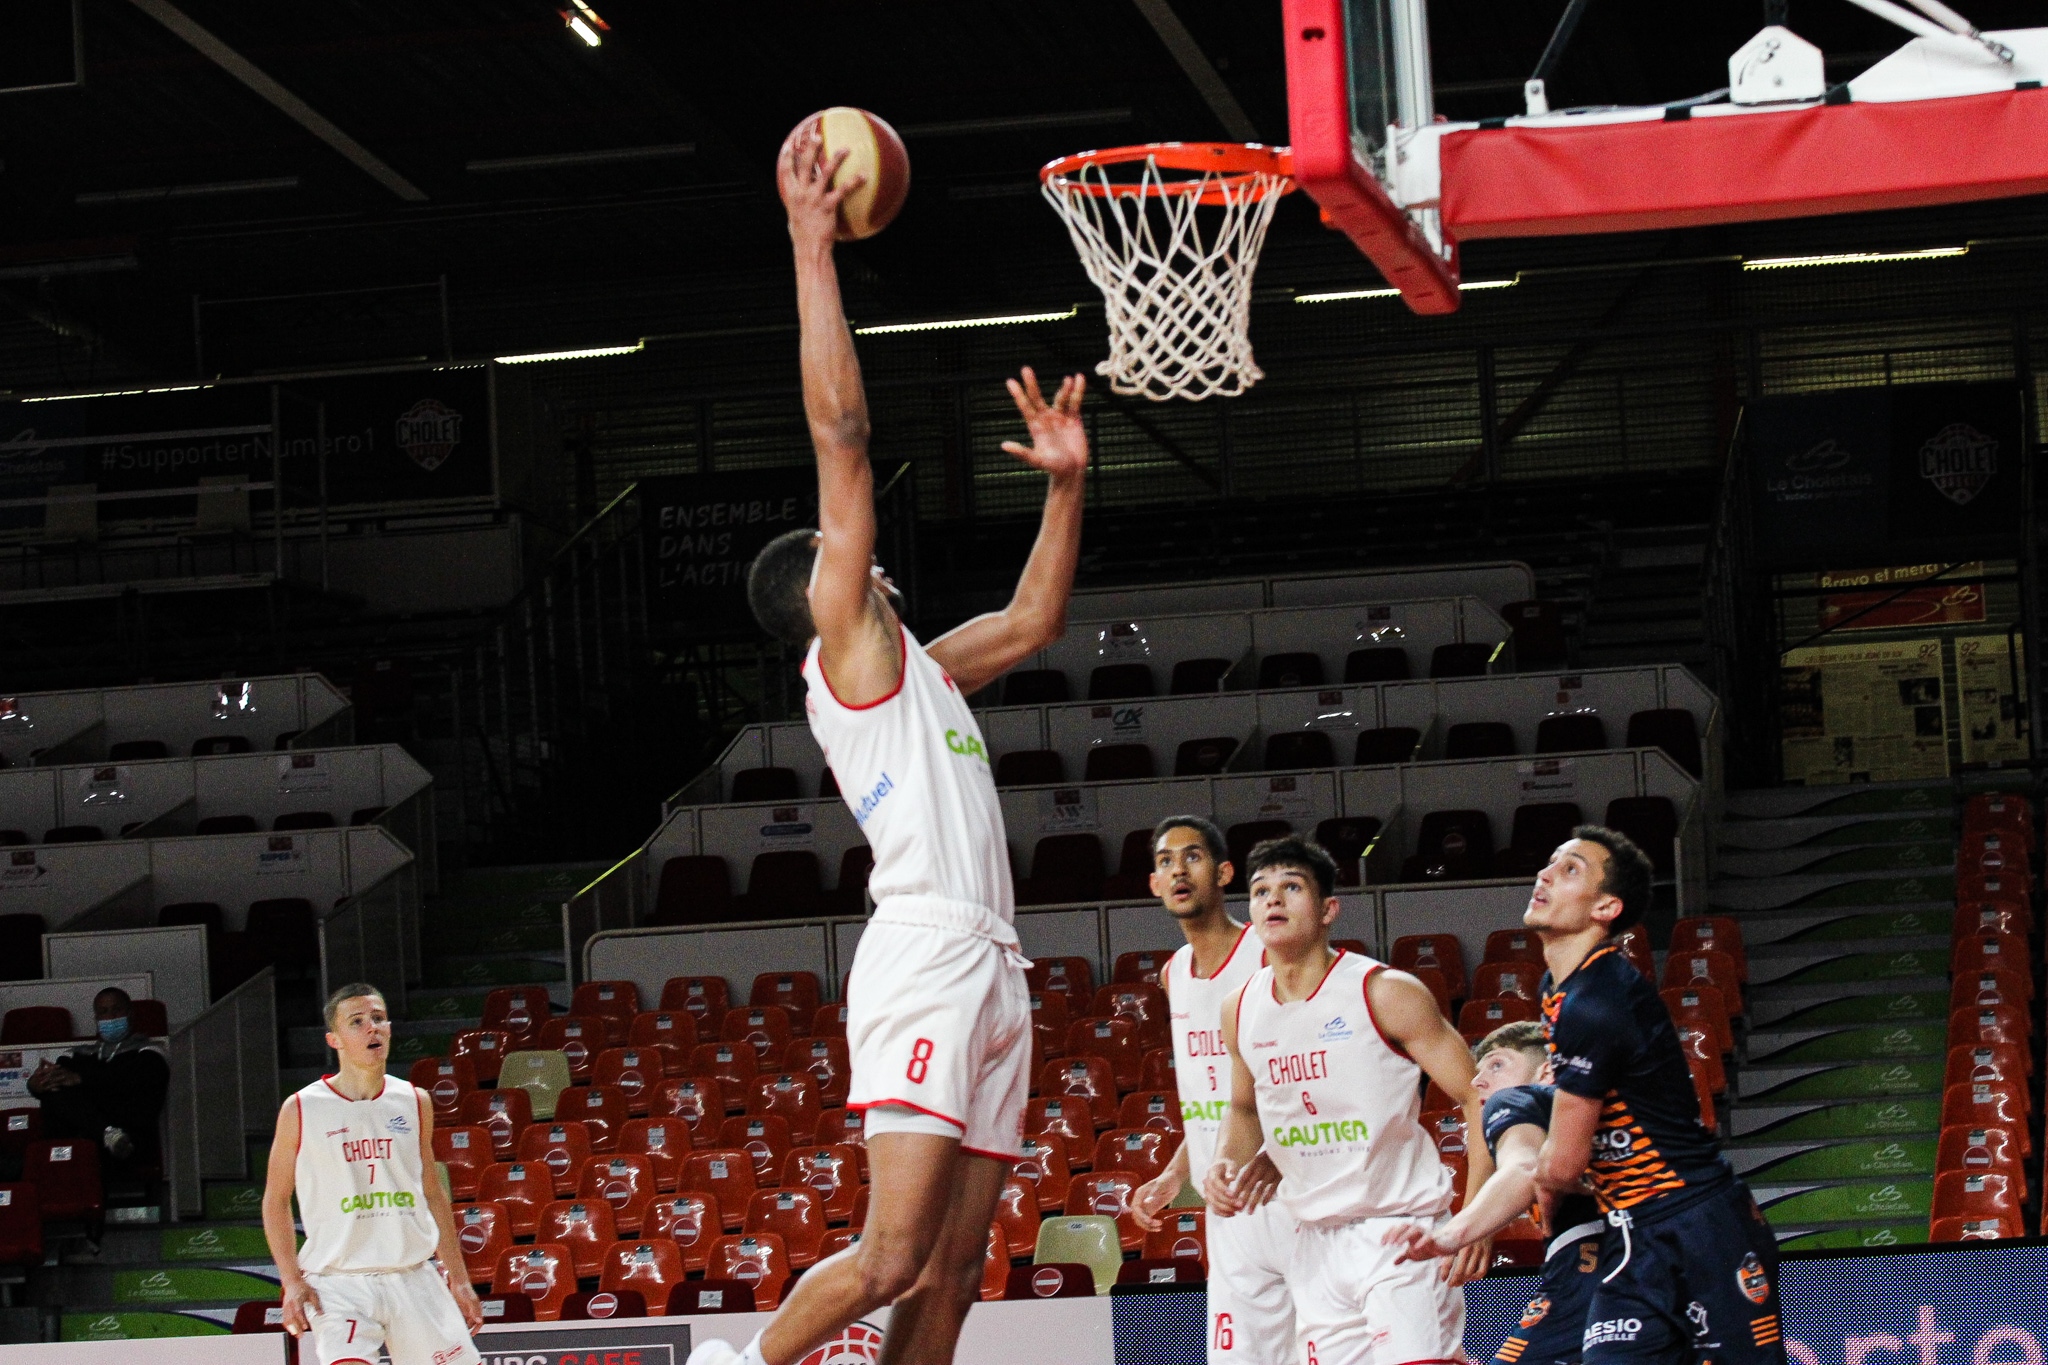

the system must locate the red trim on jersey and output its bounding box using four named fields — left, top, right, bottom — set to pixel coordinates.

left=415, top=1088, right=427, bottom=1141
left=1275, top=948, right=1346, bottom=1004
left=846, top=1097, right=968, bottom=1130
left=815, top=625, right=910, bottom=712
left=1190, top=924, right=1253, bottom=982
left=293, top=1093, right=303, bottom=1158
left=318, top=1074, right=388, bottom=1102
left=1361, top=963, right=1415, bottom=1059
left=960, top=1144, right=1021, bottom=1164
